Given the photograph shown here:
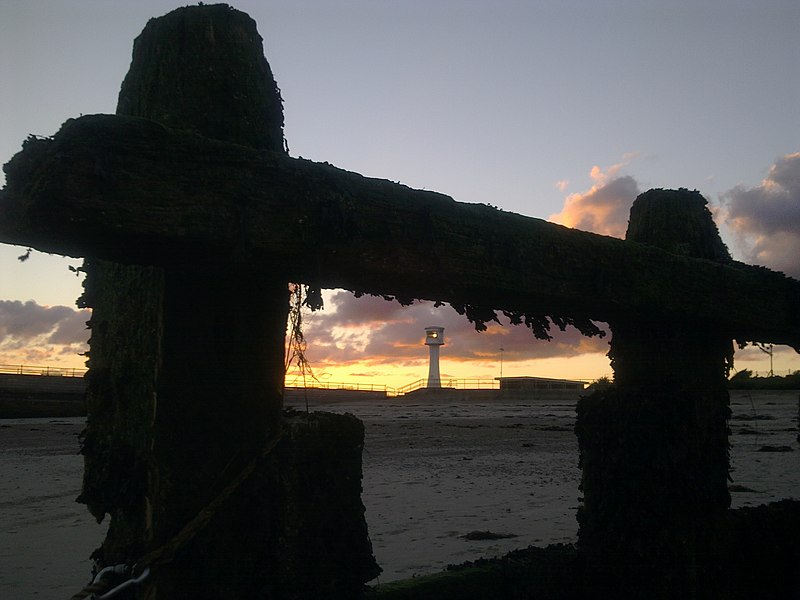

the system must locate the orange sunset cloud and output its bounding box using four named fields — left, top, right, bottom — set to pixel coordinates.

left=549, top=160, right=640, bottom=239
